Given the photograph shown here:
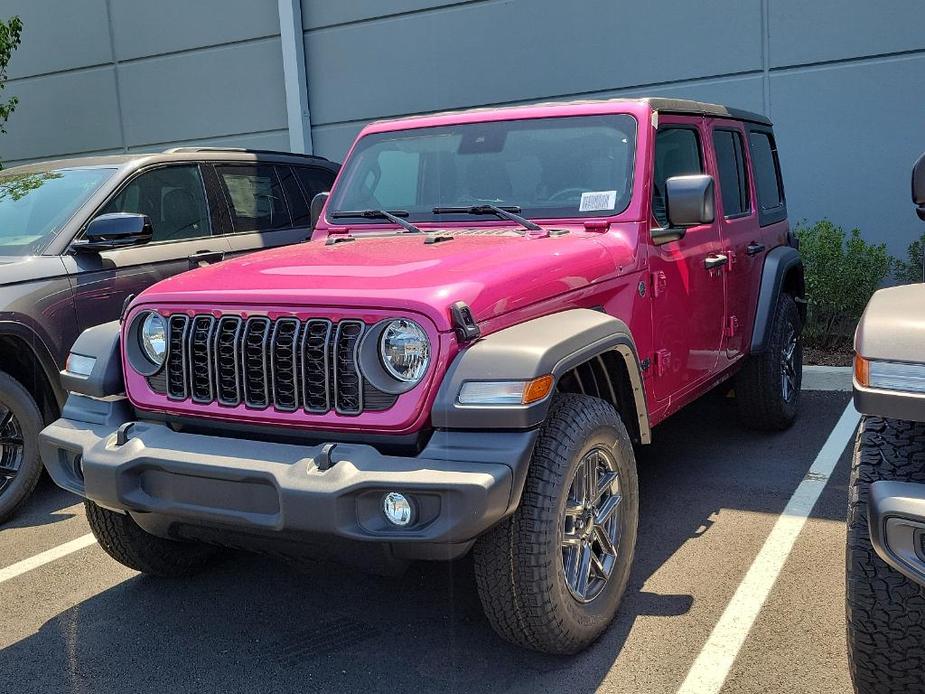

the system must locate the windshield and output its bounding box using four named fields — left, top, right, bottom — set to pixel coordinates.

left=329, top=114, right=637, bottom=224
left=0, top=167, right=115, bottom=255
